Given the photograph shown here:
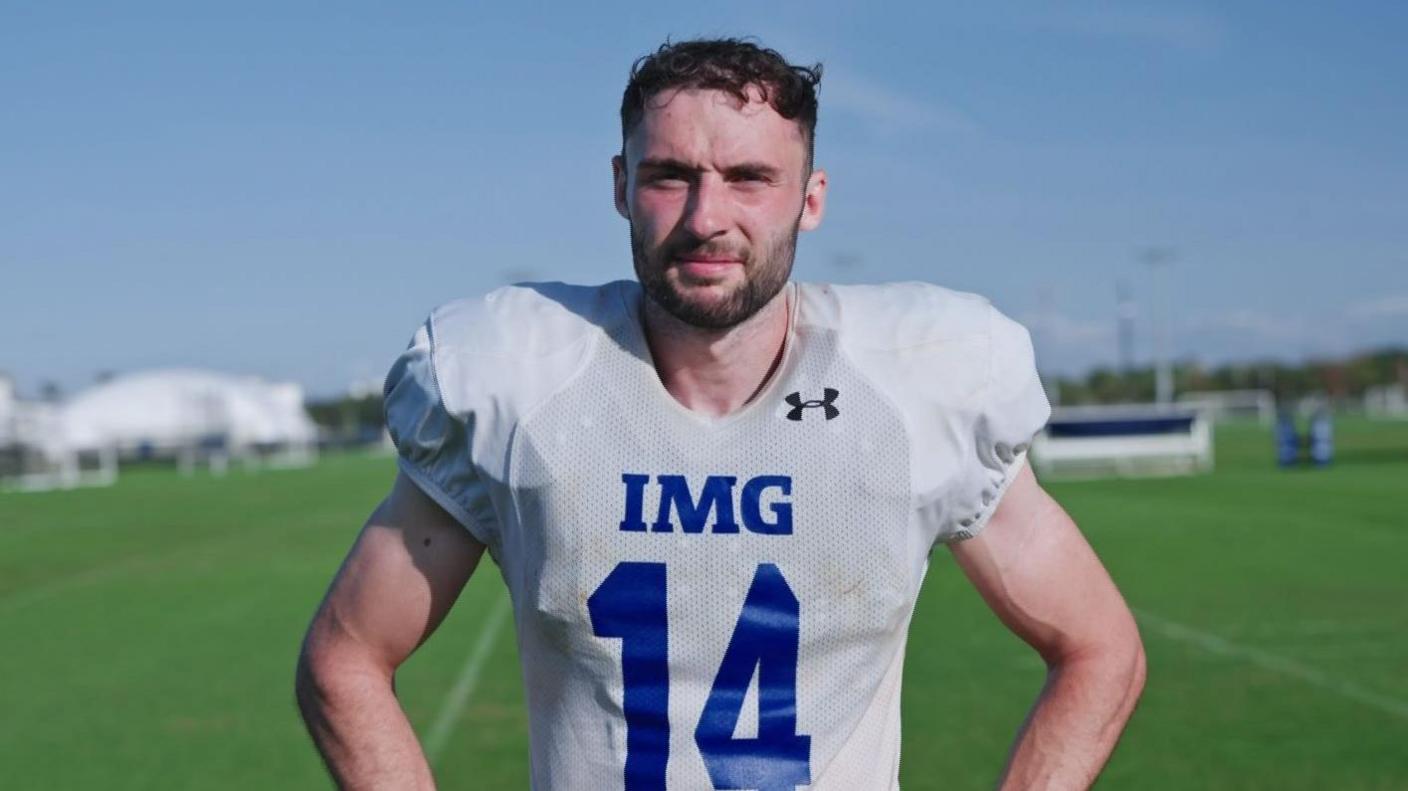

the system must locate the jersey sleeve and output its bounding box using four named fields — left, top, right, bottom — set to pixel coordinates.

left=936, top=305, right=1051, bottom=543
left=382, top=319, right=498, bottom=546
